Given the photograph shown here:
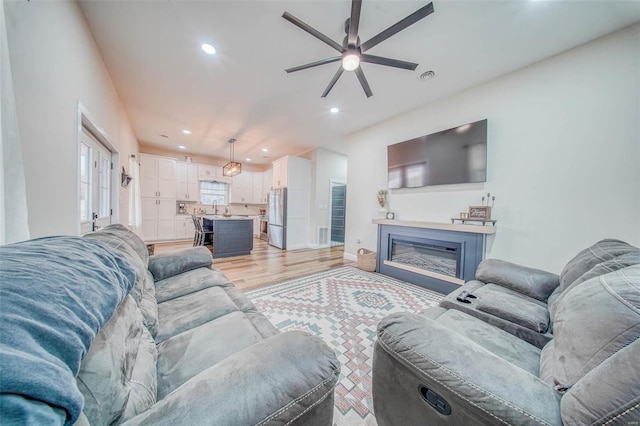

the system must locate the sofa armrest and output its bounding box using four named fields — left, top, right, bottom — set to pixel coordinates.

left=373, top=312, right=561, bottom=426
left=122, top=331, right=340, bottom=426
left=475, top=259, right=559, bottom=301
left=147, top=247, right=212, bottom=281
